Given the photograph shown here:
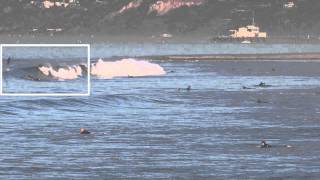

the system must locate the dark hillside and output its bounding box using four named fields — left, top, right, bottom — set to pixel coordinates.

left=0, top=0, right=319, bottom=39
